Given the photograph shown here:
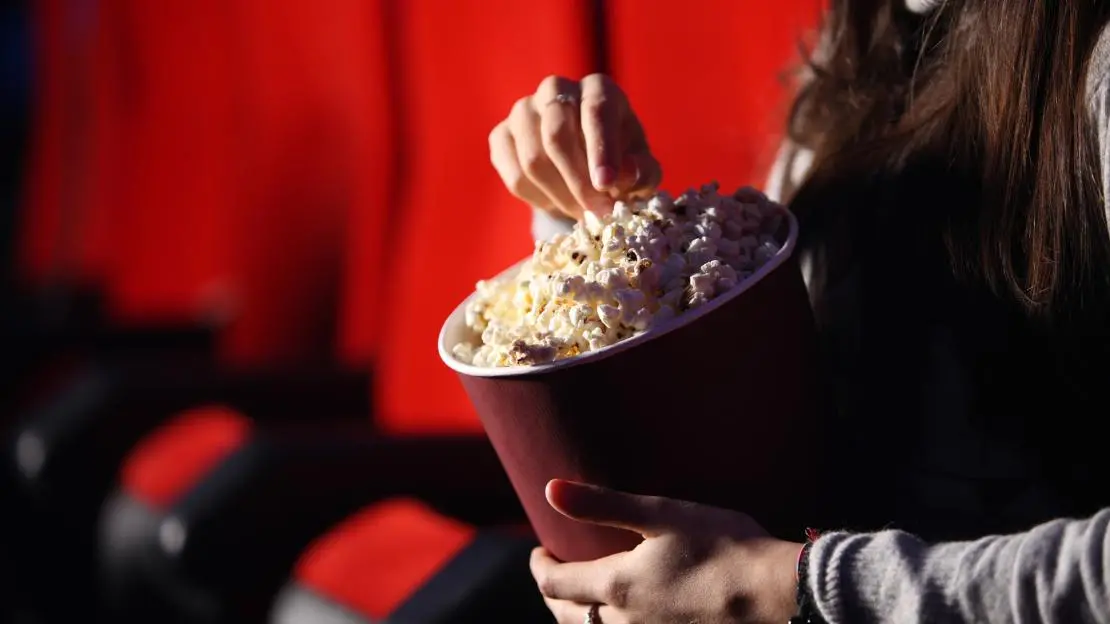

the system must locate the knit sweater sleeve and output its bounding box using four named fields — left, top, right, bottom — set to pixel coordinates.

left=805, top=508, right=1110, bottom=623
